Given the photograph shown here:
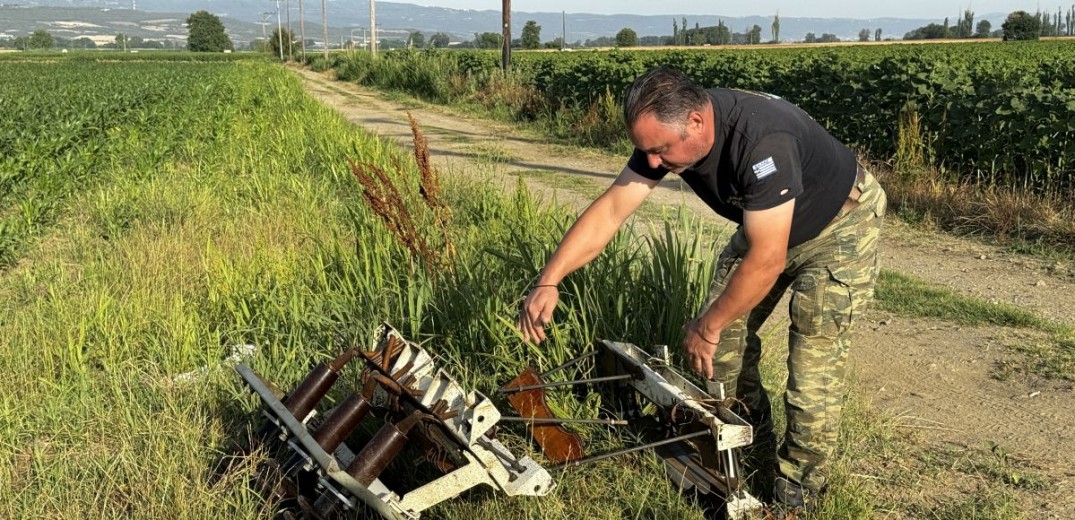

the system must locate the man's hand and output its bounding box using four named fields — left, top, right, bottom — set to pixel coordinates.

left=517, top=286, right=559, bottom=343
left=683, top=318, right=720, bottom=379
